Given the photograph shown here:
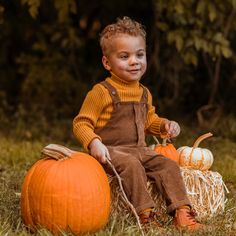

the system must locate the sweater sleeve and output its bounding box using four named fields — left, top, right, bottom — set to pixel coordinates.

left=73, top=84, right=106, bottom=151
left=145, top=89, right=167, bottom=136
